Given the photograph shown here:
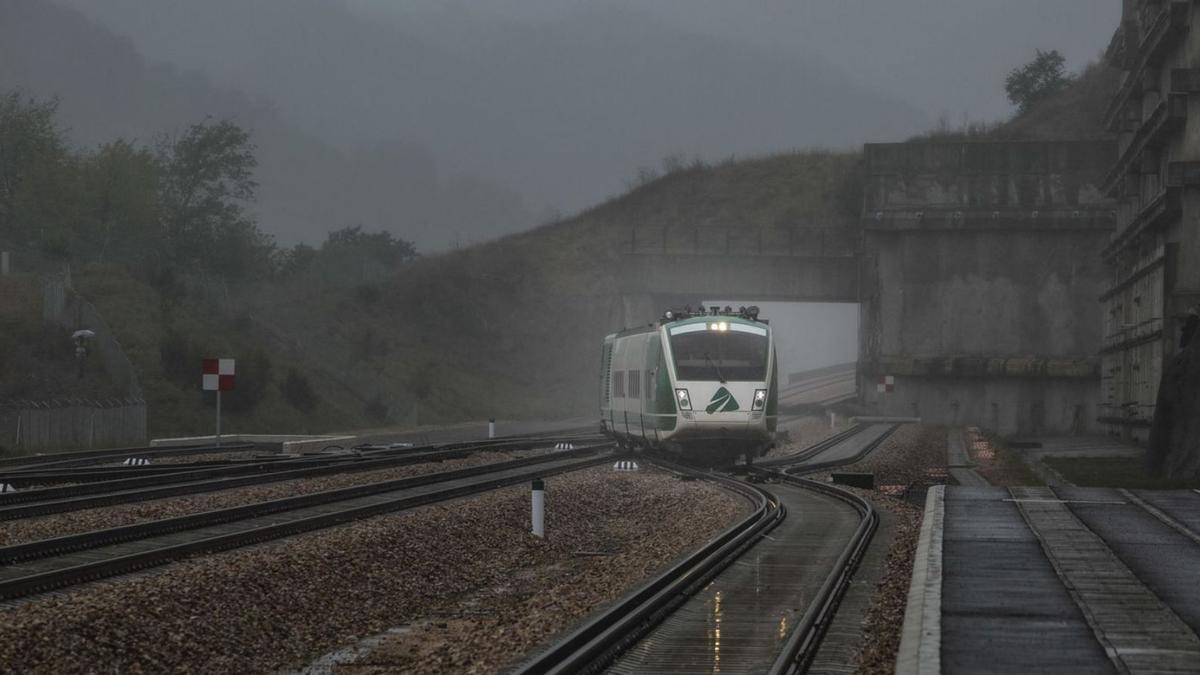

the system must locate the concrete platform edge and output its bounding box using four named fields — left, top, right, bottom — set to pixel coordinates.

left=895, top=484, right=944, bottom=675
